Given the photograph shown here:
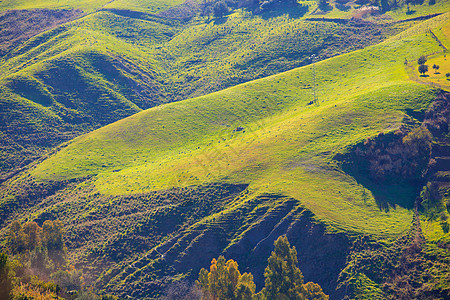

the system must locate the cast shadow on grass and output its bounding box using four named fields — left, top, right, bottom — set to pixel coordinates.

left=336, top=4, right=351, bottom=12
left=259, top=3, right=309, bottom=20
left=341, top=165, right=417, bottom=212
left=420, top=74, right=430, bottom=77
